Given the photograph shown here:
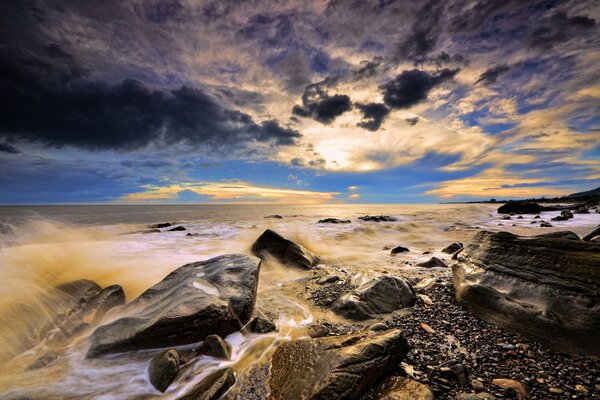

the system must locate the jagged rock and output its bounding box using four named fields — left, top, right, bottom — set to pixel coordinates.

left=194, top=335, right=231, bottom=360
left=269, top=328, right=409, bottom=400
left=176, top=368, right=235, bottom=400
left=358, top=215, right=398, bottom=222
left=390, top=246, right=410, bottom=255
left=416, top=257, right=447, bottom=269
left=442, top=242, right=463, bottom=254
left=251, top=229, right=320, bottom=269
left=168, top=226, right=186, bottom=231
left=318, top=218, right=351, bottom=224
left=148, top=349, right=180, bottom=392
left=453, top=231, right=600, bottom=355
left=374, top=376, right=434, bottom=400
left=497, top=202, right=544, bottom=214
left=87, top=254, right=260, bottom=357
left=332, top=276, right=415, bottom=320
left=248, top=317, right=276, bottom=333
